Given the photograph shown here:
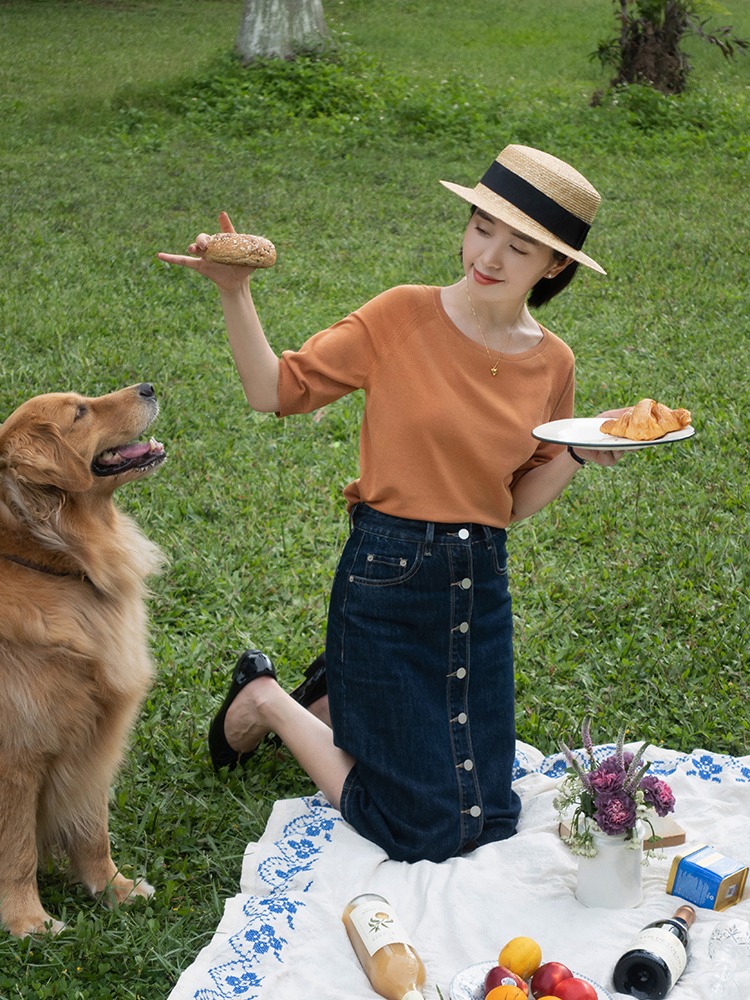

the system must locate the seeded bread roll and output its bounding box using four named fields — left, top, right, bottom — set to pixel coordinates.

left=203, top=232, right=276, bottom=268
